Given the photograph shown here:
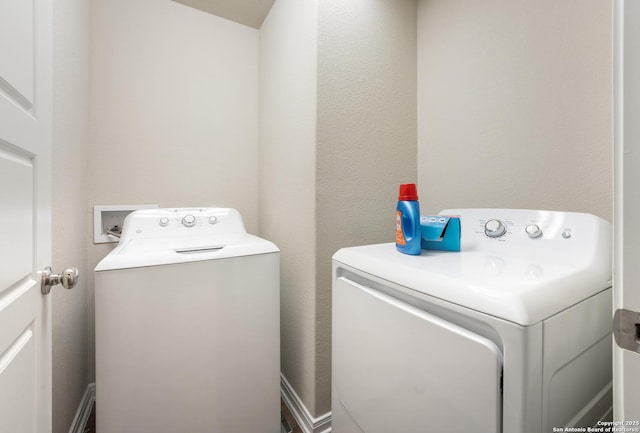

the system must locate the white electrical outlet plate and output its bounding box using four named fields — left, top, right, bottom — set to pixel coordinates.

left=93, top=204, right=158, bottom=244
